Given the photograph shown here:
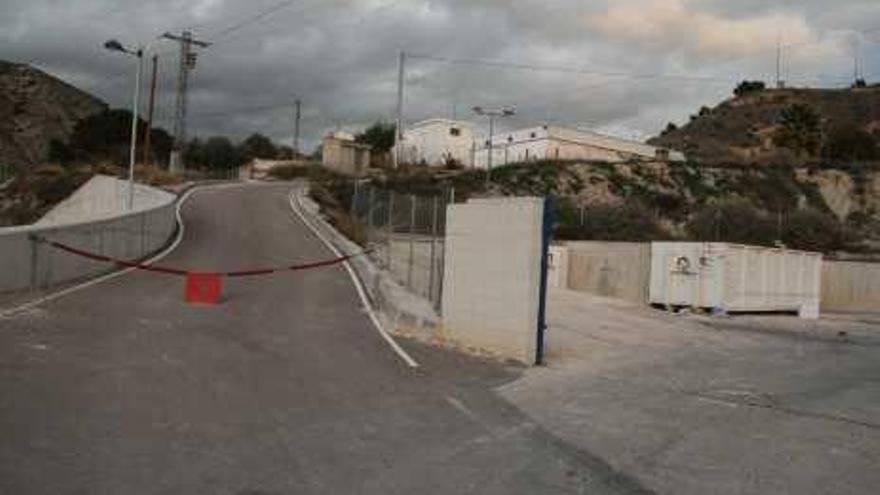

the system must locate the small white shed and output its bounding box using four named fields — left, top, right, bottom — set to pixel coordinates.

left=649, top=242, right=822, bottom=317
